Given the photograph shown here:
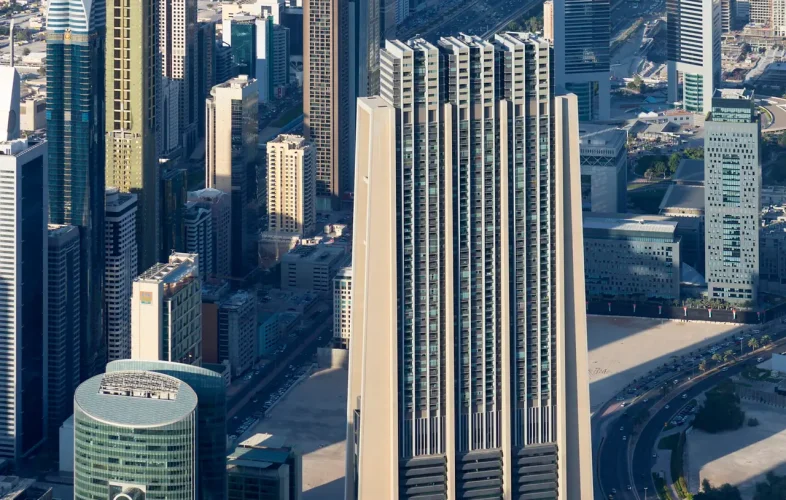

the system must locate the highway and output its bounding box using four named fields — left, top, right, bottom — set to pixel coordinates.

left=596, top=325, right=786, bottom=500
